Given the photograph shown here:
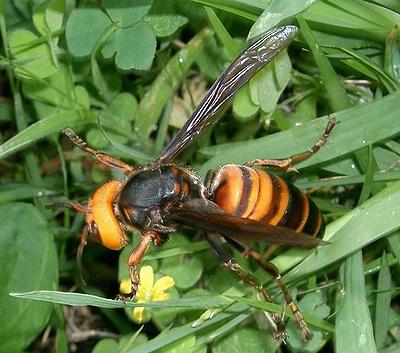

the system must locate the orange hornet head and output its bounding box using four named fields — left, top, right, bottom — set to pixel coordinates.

left=75, top=180, right=128, bottom=282
left=85, top=180, right=128, bottom=250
